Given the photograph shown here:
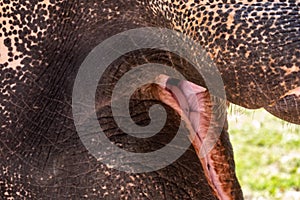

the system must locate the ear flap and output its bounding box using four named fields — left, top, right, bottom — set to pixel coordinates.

left=178, top=80, right=207, bottom=97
